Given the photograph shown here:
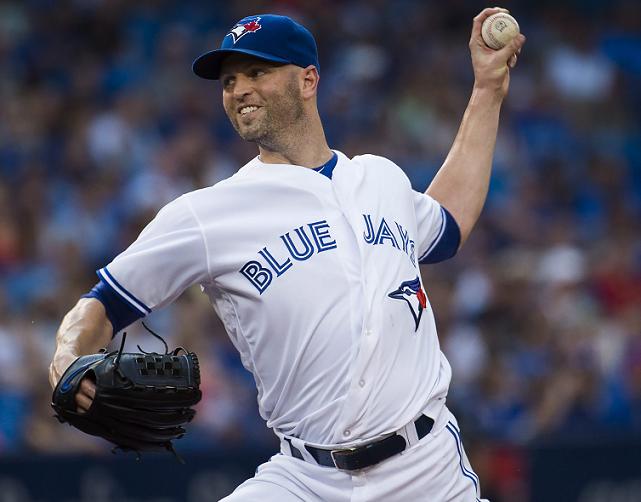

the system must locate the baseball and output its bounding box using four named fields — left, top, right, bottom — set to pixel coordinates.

left=481, top=12, right=520, bottom=50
